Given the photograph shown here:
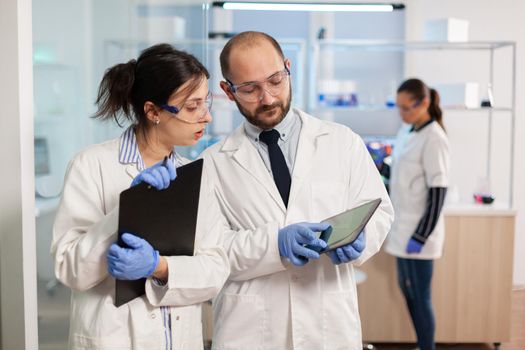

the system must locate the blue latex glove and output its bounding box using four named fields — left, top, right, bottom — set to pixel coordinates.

left=406, top=238, right=424, bottom=254
left=327, top=231, right=366, bottom=265
left=130, top=157, right=177, bottom=189
left=107, top=233, right=160, bottom=280
left=278, top=222, right=329, bottom=266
